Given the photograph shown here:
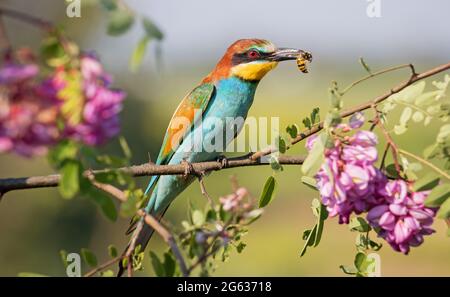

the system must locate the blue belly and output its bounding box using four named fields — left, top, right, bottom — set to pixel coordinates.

left=150, top=77, right=258, bottom=212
